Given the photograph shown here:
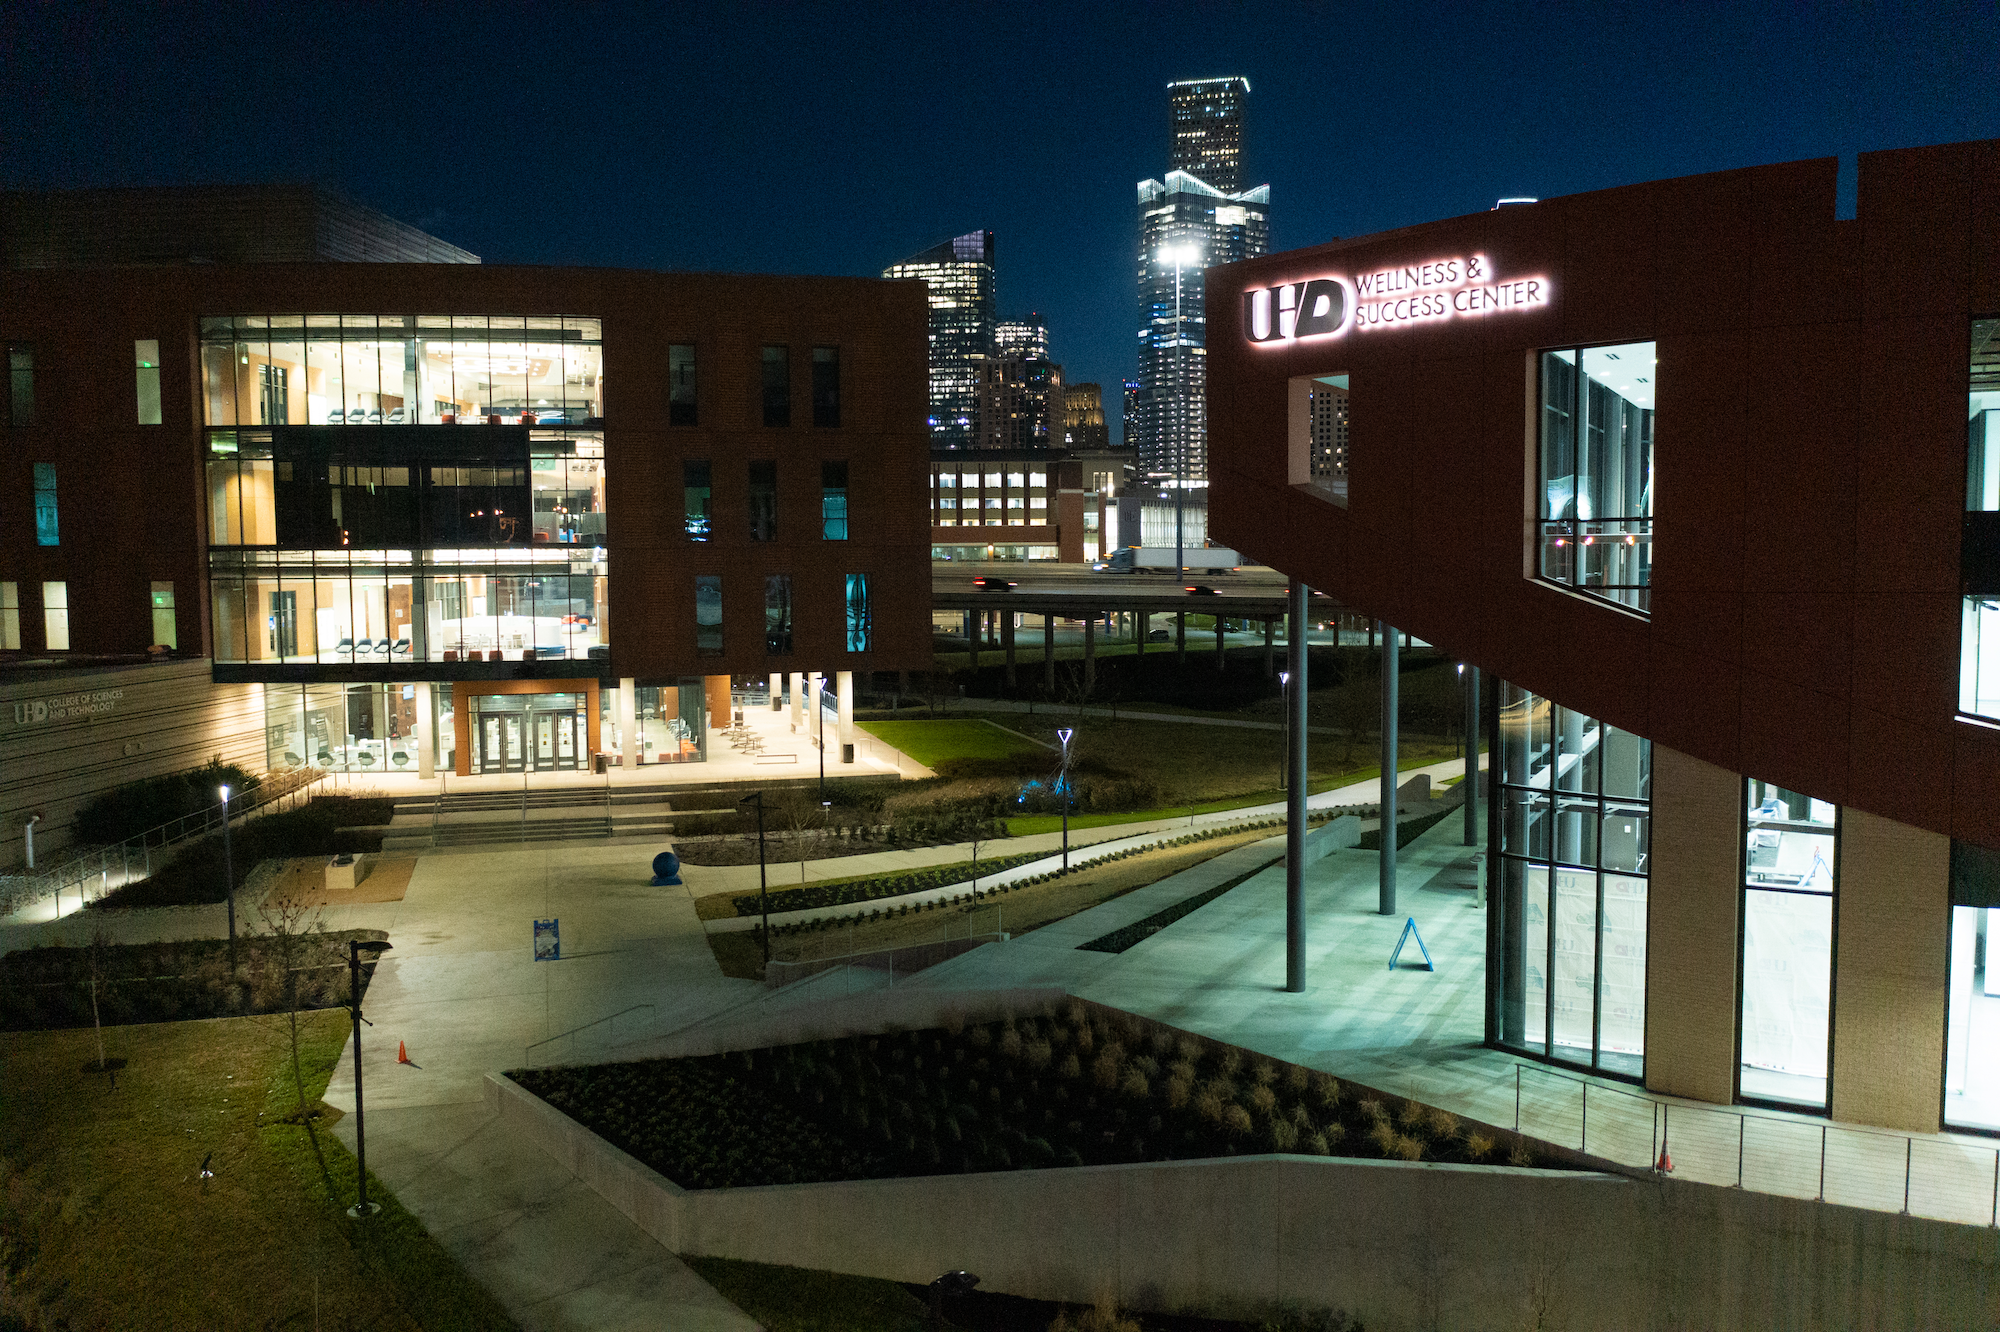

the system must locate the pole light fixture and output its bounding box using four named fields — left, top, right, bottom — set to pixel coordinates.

left=740, top=792, right=770, bottom=965
left=1056, top=728, right=1075, bottom=871
left=346, top=937, right=394, bottom=1219
left=219, top=784, right=236, bottom=950
left=1278, top=672, right=1291, bottom=791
